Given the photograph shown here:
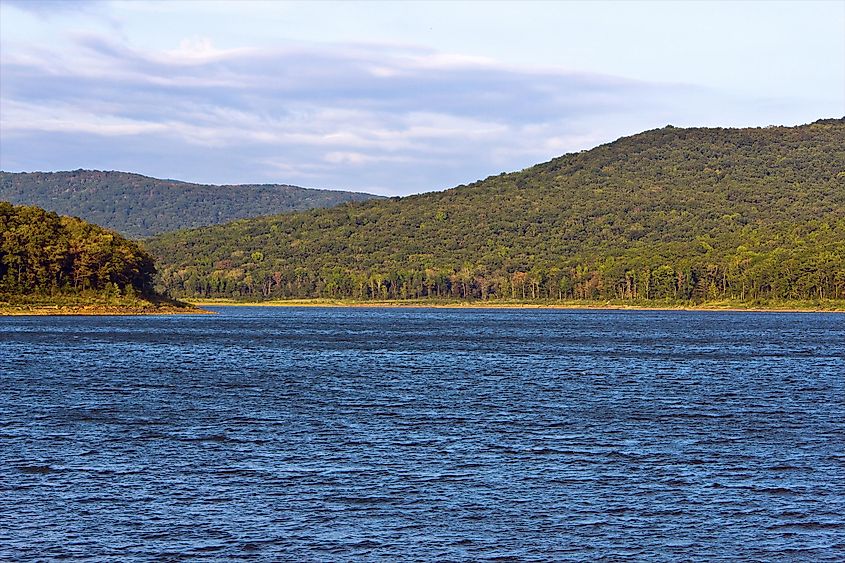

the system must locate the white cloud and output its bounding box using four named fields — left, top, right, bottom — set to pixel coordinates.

left=2, top=0, right=104, bottom=17
left=0, top=31, right=813, bottom=194
left=0, top=100, right=166, bottom=136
